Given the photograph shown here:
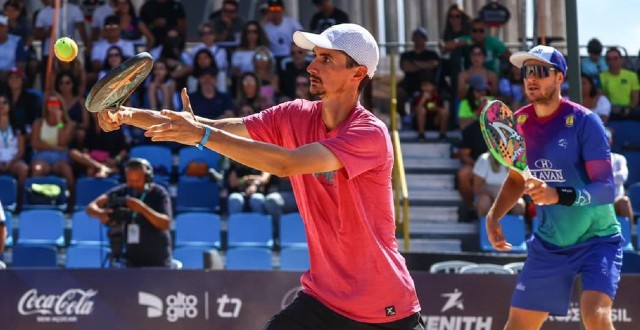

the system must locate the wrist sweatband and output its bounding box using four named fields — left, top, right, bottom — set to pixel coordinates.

left=556, top=186, right=576, bottom=206
left=196, top=127, right=211, bottom=150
